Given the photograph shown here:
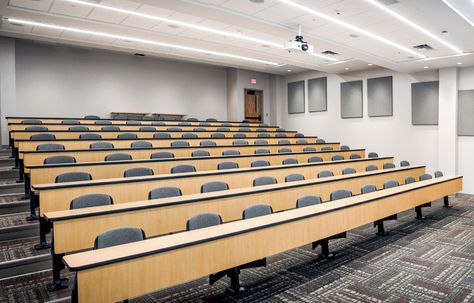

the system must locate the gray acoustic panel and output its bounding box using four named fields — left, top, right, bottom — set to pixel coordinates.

left=367, top=76, right=393, bottom=117
left=288, top=81, right=305, bottom=114
left=341, top=80, right=363, bottom=118
left=458, top=90, right=474, bottom=136
left=308, top=77, right=327, bottom=112
left=411, top=81, right=439, bottom=125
